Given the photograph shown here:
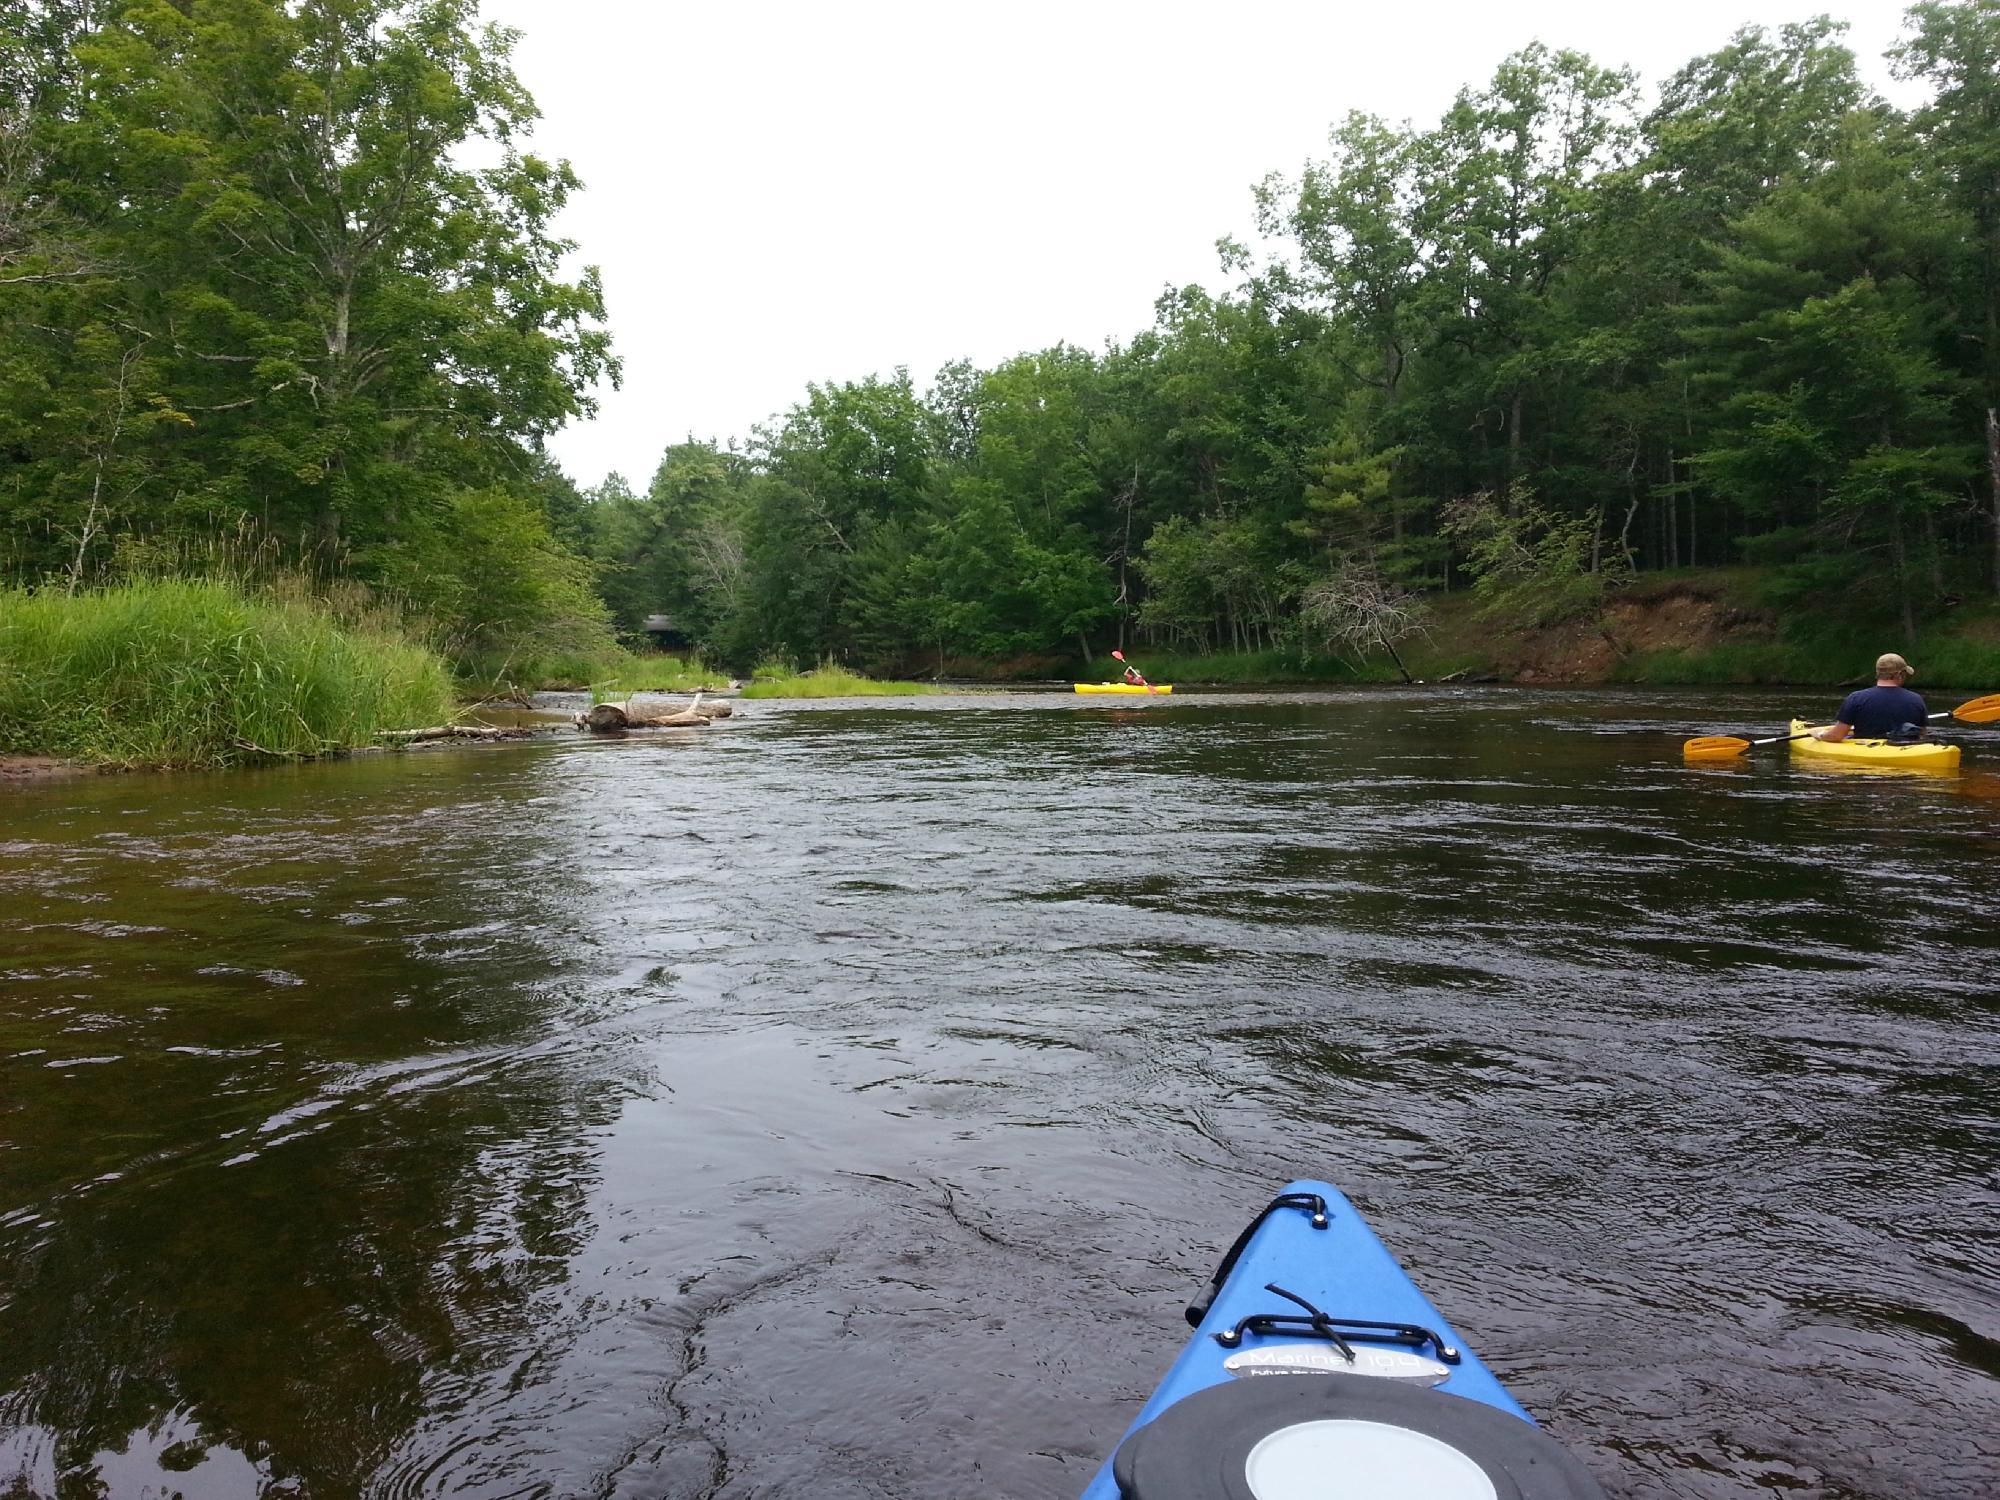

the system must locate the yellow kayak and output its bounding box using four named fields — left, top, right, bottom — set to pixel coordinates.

left=1788, top=720, right=1960, bottom=770
left=1074, top=682, right=1174, bottom=695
